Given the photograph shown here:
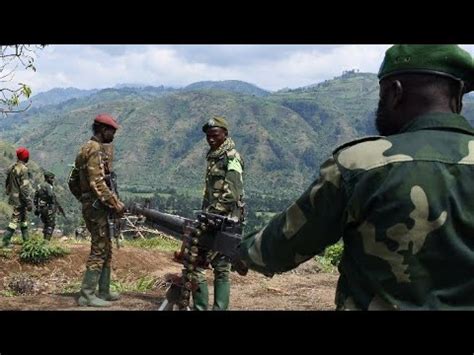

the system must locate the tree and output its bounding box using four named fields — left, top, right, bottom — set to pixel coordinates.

left=0, top=45, right=44, bottom=117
